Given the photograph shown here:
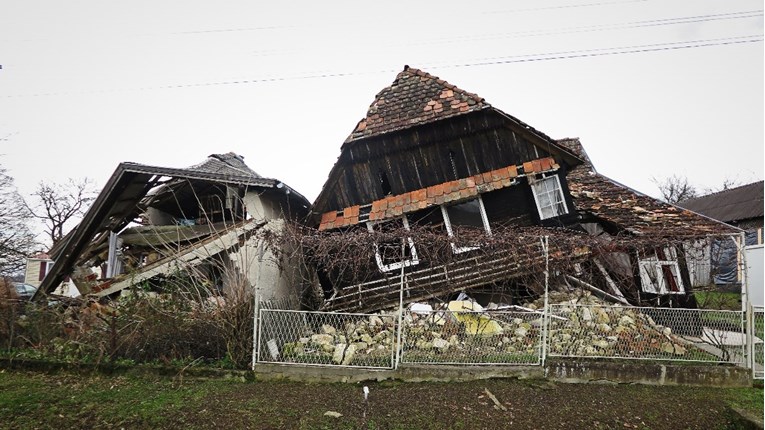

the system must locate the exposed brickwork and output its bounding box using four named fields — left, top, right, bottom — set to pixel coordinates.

left=319, top=157, right=559, bottom=230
